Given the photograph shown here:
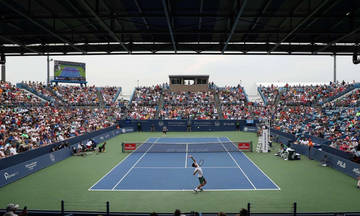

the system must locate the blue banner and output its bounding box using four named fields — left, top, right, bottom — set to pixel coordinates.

left=0, top=126, right=118, bottom=170
left=0, top=148, right=71, bottom=187
left=118, top=120, right=257, bottom=132
left=292, top=144, right=360, bottom=179
left=0, top=128, right=125, bottom=188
